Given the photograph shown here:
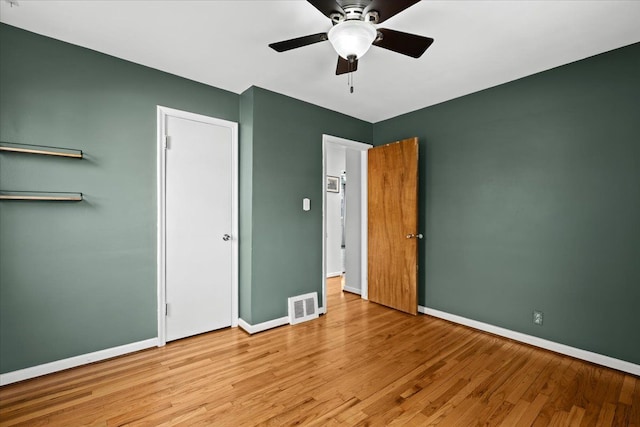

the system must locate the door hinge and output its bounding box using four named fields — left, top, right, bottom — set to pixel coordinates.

left=165, top=303, right=169, bottom=316
left=164, top=135, right=170, bottom=150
